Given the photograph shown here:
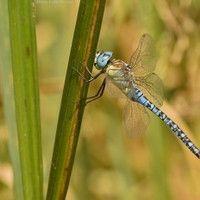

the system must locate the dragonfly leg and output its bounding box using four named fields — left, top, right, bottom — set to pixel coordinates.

left=79, top=62, right=94, bottom=77
left=85, top=78, right=106, bottom=105
left=72, top=64, right=105, bottom=83
left=75, top=78, right=106, bottom=106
